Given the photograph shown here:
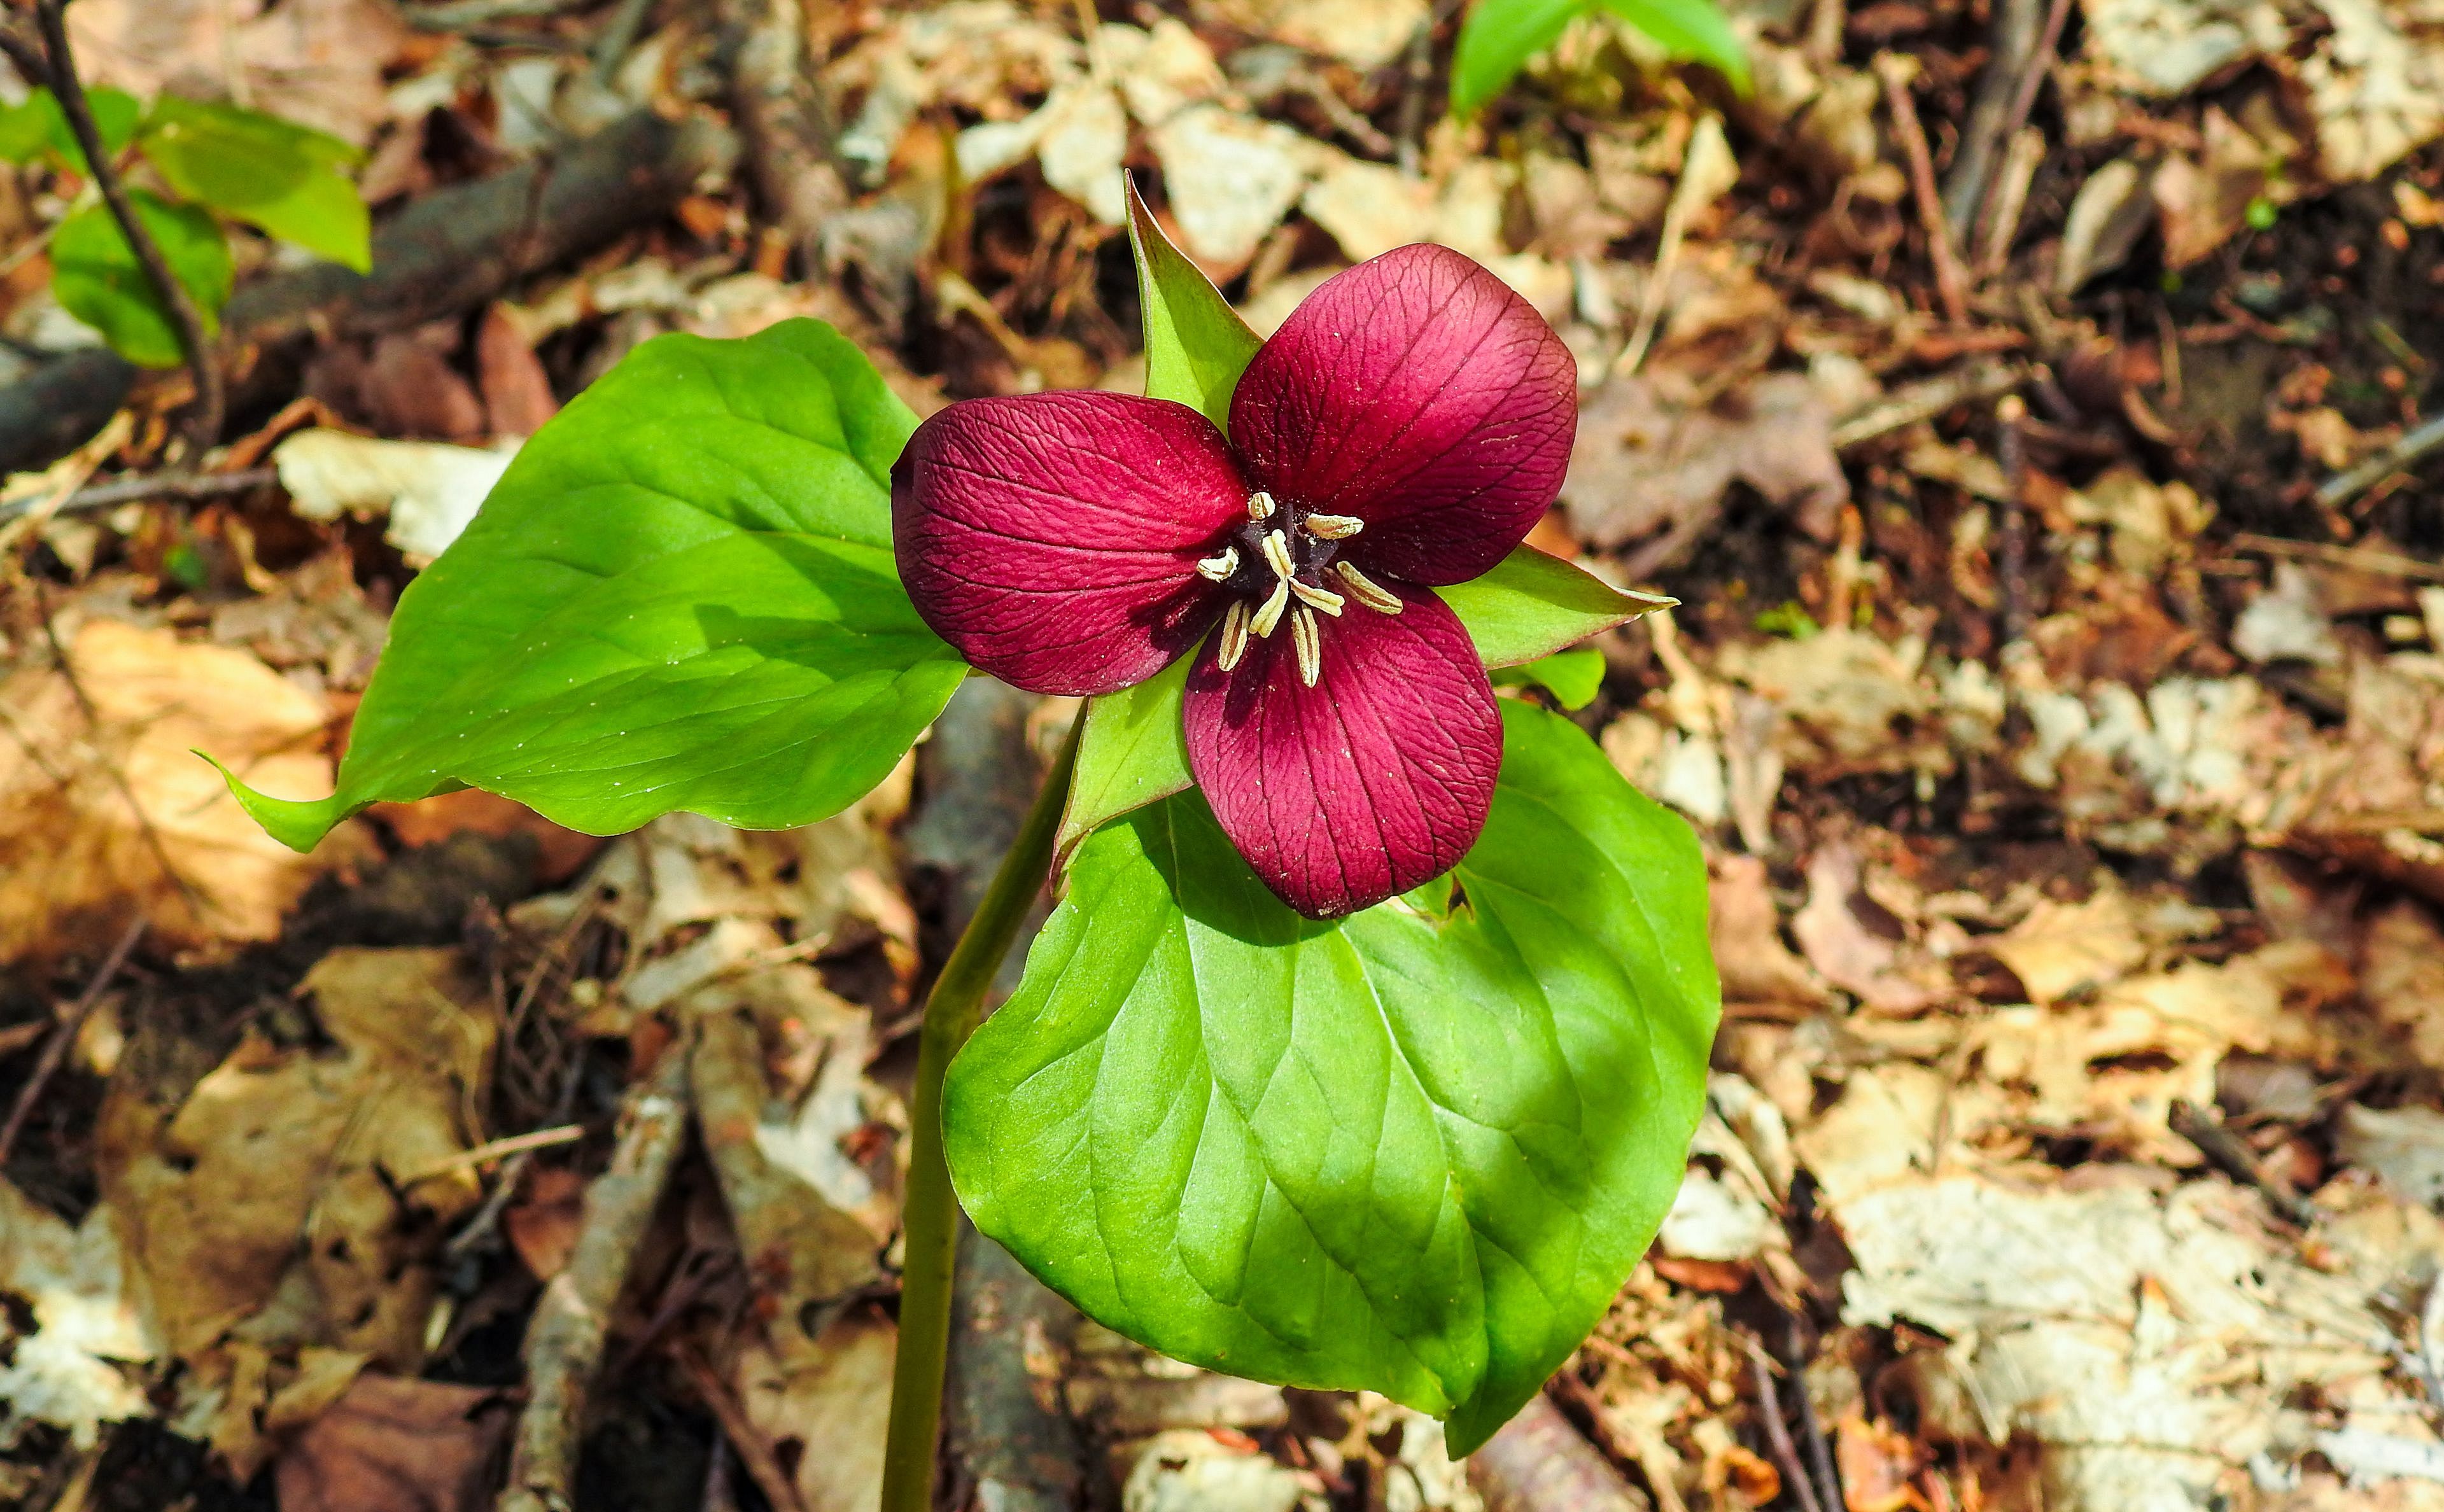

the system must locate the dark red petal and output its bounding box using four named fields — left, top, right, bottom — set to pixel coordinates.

left=1183, top=584, right=1500, bottom=918
left=1226, top=243, right=1577, bottom=587
left=892, top=391, right=1248, bottom=696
